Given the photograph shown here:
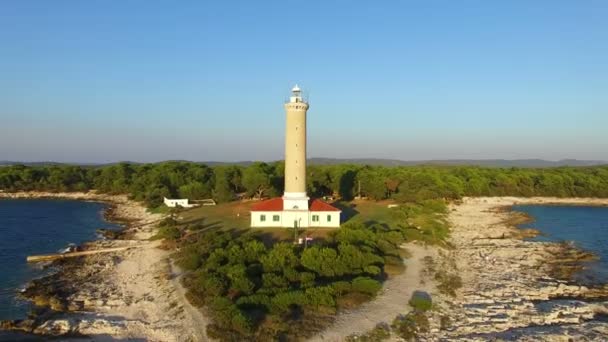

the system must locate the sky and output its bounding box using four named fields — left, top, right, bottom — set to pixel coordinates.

left=1, top=1, right=607, bottom=163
